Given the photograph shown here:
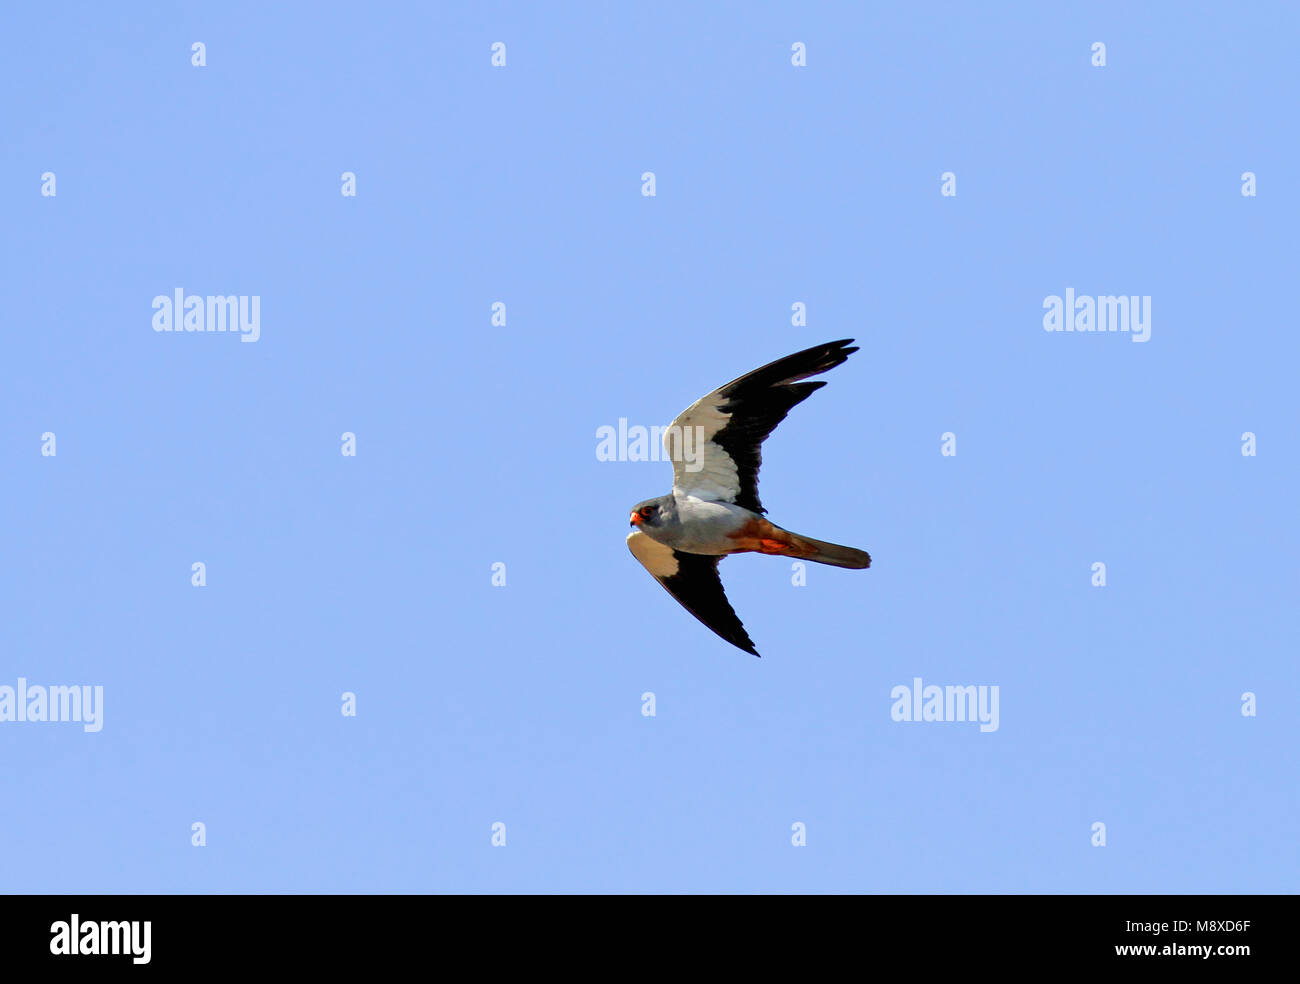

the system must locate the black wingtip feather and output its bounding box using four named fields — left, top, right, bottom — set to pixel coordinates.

left=710, top=340, right=859, bottom=514
left=719, top=339, right=858, bottom=396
